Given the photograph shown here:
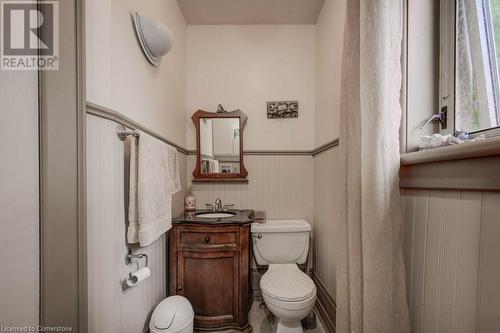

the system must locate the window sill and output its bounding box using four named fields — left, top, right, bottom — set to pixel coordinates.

left=400, top=136, right=500, bottom=191
left=400, top=136, right=500, bottom=165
